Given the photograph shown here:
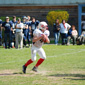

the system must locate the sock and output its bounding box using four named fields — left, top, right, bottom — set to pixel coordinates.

left=35, top=58, right=44, bottom=67
left=24, top=59, right=33, bottom=67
